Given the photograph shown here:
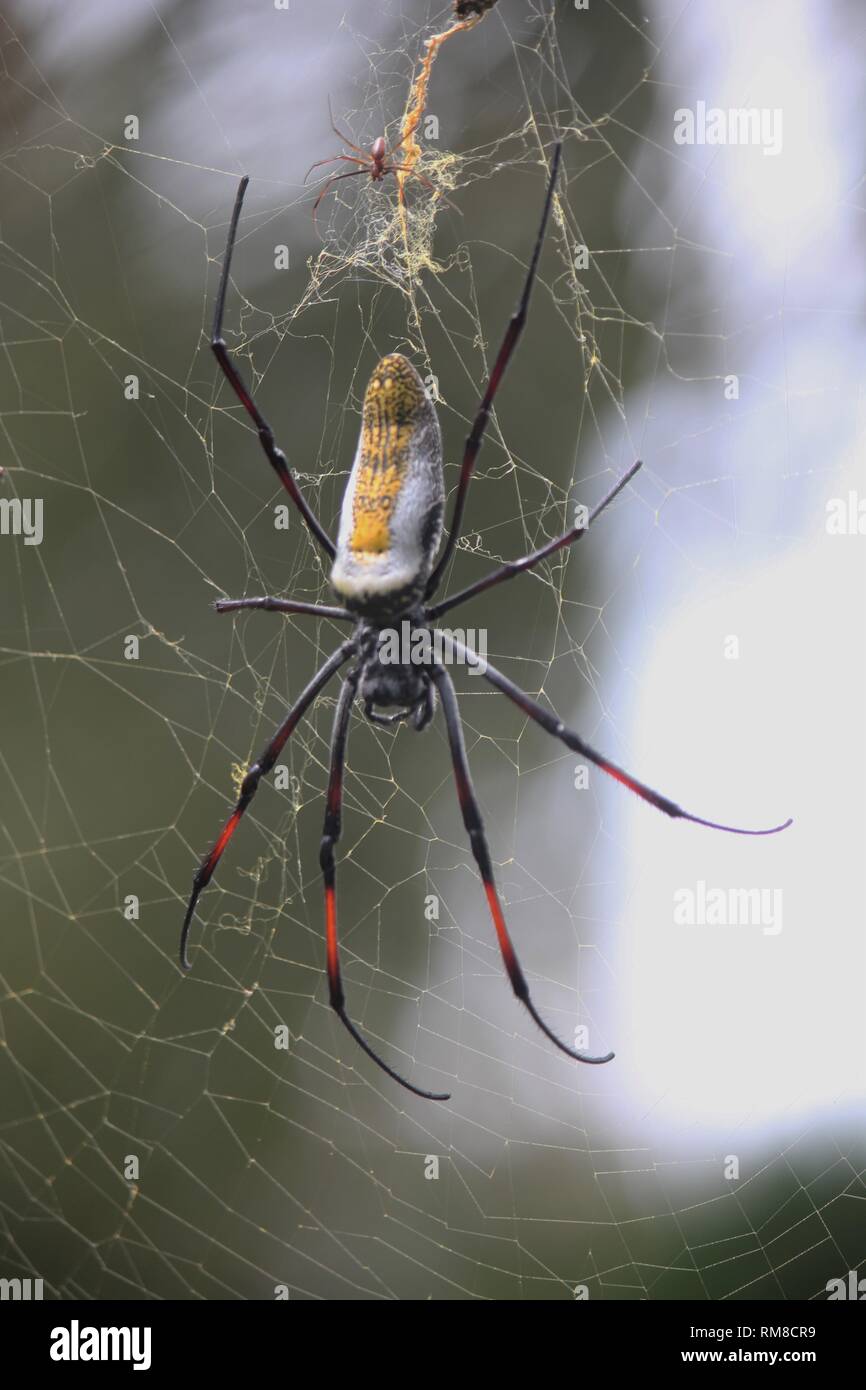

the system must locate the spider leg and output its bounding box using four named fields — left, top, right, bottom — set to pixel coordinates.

left=432, top=664, right=614, bottom=1066
left=312, top=168, right=367, bottom=219
left=428, top=459, right=642, bottom=620
left=385, top=166, right=460, bottom=213
left=215, top=597, right=352, bottom=621
left=412, top=682, right=436, bottom=731
left=179, top=640, right=354, bottom=971
left=211, top=177, right=335, bottom=560
left=304, top=153, right=368, bottom=183
left=443, top=638, right=793, bottom=837
left=381, top=128, right=412, bottom=160
left=321, top=671, right=451, bottom=1101
left=326, top=95, right=368, bottom=159
left=425, top=141, right=563, bottom=599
